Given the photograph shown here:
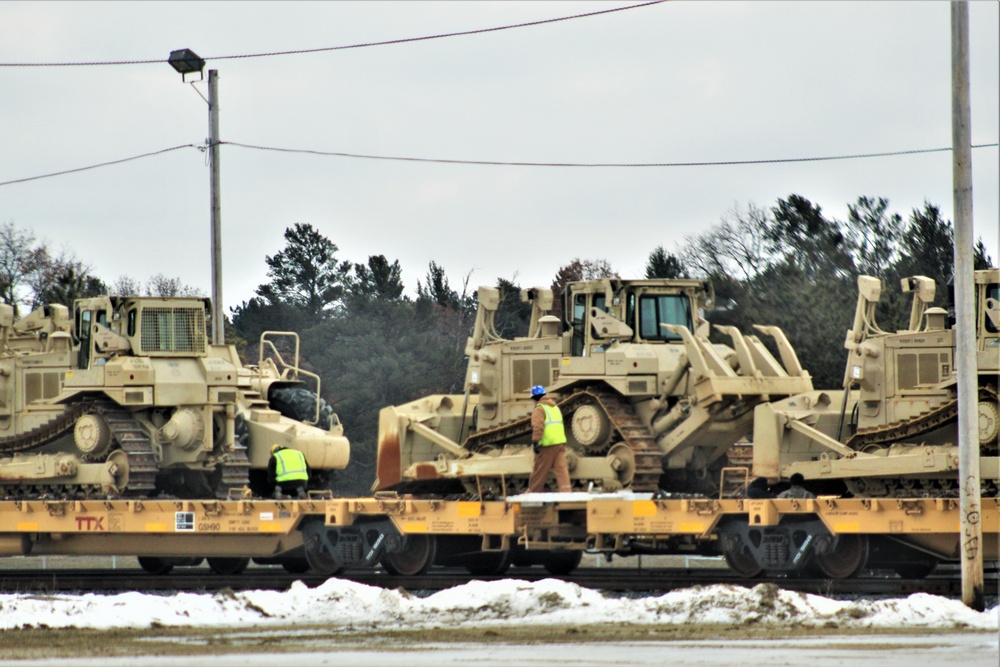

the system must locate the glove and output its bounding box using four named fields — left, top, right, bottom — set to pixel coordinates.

left=532, top=443, right=541, bottom=454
